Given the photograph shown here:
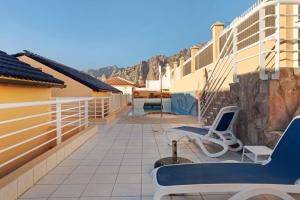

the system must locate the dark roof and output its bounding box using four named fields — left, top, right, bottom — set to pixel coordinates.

left=0, top=50, right=64, bottom=86
left=17, top=50, right=121, bottom=93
